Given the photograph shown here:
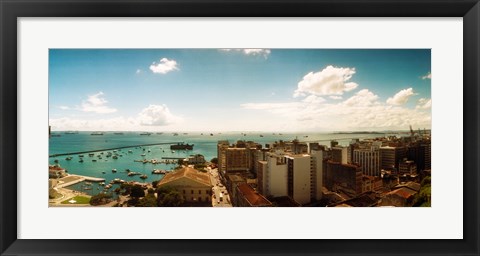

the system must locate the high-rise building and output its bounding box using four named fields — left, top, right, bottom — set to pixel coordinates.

left=217, top=140, right=230, bottom=174
left=353, top=148, right=380, bottom=176
left=256, top=160, right=267, bottom=195
left=265, top=152, right=288, bottom=197
left=310, top=150, right=325, bottom=201
left=331, top=146, right=348, bottom=164
left=217, top=140, right=261, bottom=176
left=285, top=154, right=312, bottom=205
left=325, top=161, right=362, bottom=197
left=380, top=146, right=406, bottom=172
